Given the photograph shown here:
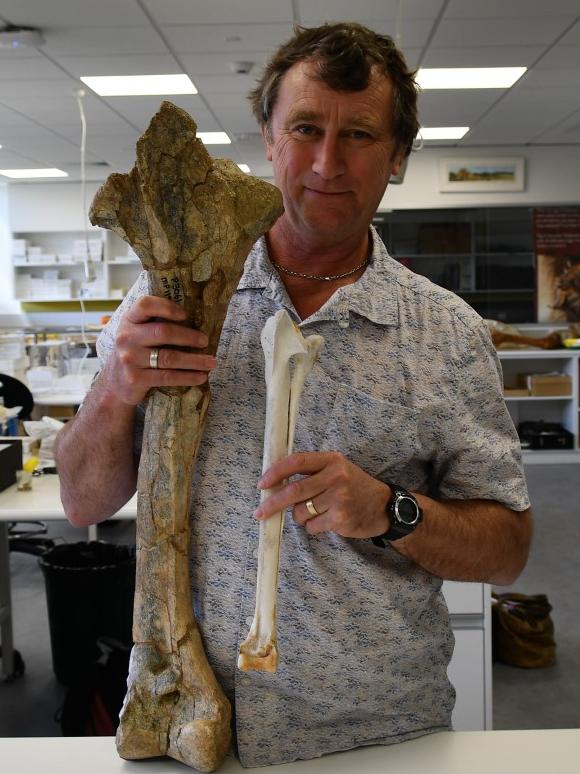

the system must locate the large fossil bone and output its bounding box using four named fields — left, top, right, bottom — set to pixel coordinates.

left=238, top=310, right=324, bottom=672
left=89, top=101, right=283, bottom=771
